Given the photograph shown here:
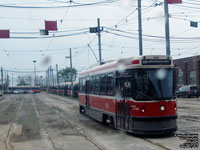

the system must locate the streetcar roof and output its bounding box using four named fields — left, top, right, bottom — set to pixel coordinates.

left=79, top=55, right=173, bottom=77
